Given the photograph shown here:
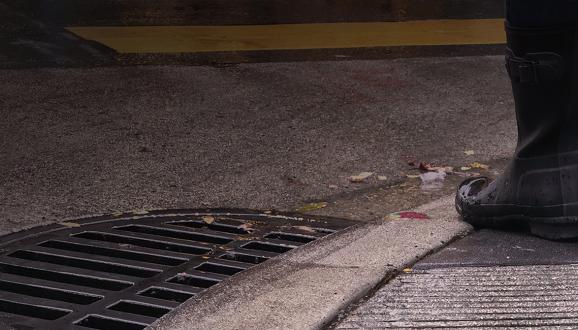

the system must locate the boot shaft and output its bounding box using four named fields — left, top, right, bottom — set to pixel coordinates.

left=506, top=25, right=577, bottom=158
